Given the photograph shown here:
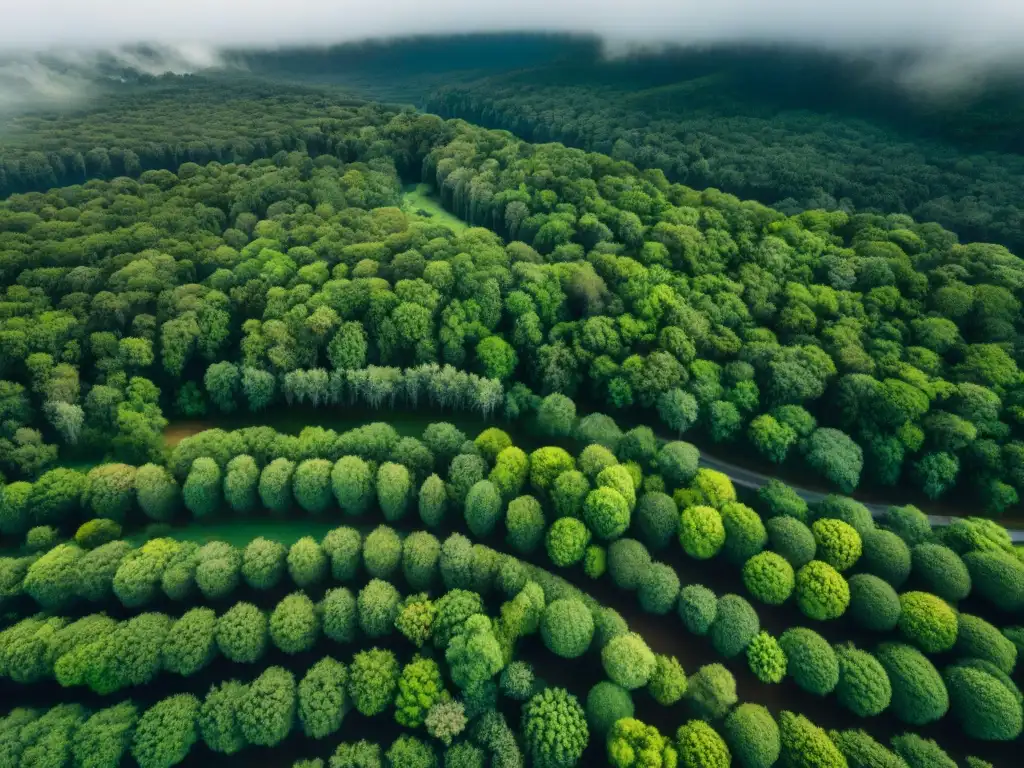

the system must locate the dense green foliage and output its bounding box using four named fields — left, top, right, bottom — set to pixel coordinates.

left=765, top=517, right=816, bottom=568
left=446, top=613, right=503, bottom=690
left=607, top=538, right=651, bottom=590
left=648, top=654, right=687, bottom=706
left=546, top=517, right=590, bottom=567
left=607, top=718, right=676, bottom=768
left=676, top=720, right=730, bottom=768
left=402, top=531, right=441, bottom=591
left=746, top=631, right=787, bottom=684
left=777, top=711, right=846, bottom=768
left=847, top=574, right=902, bottom=632
left=875, top=642, right=949, bottom=725
left=74, top=701, right=139, bottom=768
left=425, top=50, right=1024, bottom=254
left=357, top=578, right=401, bottom=638
left=721, top=502, right=768, bottom=564
left=709, top=594, right=759, bottom=658
left=742, top=551, right=795, bottom=605
left=834, top=644, right=893, bottom=718
left=132, top=694, right=199, bottom=768
left=505, top=495, right=545, bottom=554
left=910, top=543, right=971, bottom=602
left=795, top=560, right=850, bottom=620
left=943, top=664, right=1023, bottom=741
left=637, top=562, right=680, bottom=614
left=677, top=584, right=718, bottom=636
left=5, top=75, right=1024, bottom=524
left=216, top=602, right=268, bottom=663
left=586, top=682, right=634, bottom=736
left=897, top=591, right=958, bottom=653
left=3, top=63, right=1024, bottom=768
left=679, top=506, right=725, bottom=560
left=395, top=655, right=448, bottom=729
left=723, top=704, right=779, bottom=768
left=270, top=592, right=320, bottom=654
left=499, top=660, right=536, bottom=702
left=521, top=687, right=588, bottom=768
left=634, top=491, right=678, bottom=550
left=778, top=628, right=839, bottom=697
left=298, top=656, right=348, bottom=739
left=829, top=729, right=905, bottom=768
left=348, top=648, right=399, bottom=717
left=813, top=495, right=874, bottom=536
left=811, top=518, right=862, bottom=572
left=199, top=688, right=248, bottom=762
left=891, top=733, right=957, bottom=768
left=859, top=529, right=911, bottom=588
left=602, top=632, right=656, bottom=690
left=955, top=614, right=1017, bottom=674
left=239, top=666, right=296, bottom=747
left=685, top=664, right=737, bottom=721
left=583, top=486, right=630, bottom=541
left=540, top=598, right=594, bottom=658
left=363, top=525, right=402, bottom=580
left=162, top=607, right=217, bottom=677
